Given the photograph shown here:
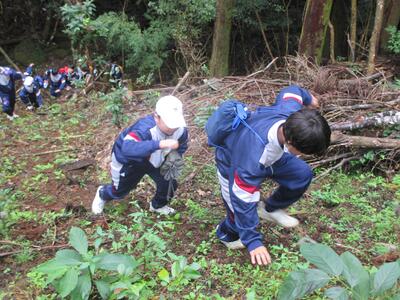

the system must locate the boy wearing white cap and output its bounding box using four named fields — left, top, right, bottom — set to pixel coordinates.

left=19, top=76, right=44, bottom=110
left=92, top=95, right=188, bottom=215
